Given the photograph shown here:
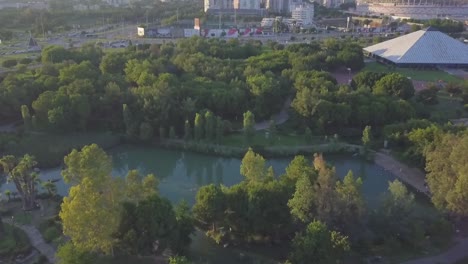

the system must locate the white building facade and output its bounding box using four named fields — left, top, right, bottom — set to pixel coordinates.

left=205, top=0, right=260, bottom=11
left=291, top=4, right=314, bottom=25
